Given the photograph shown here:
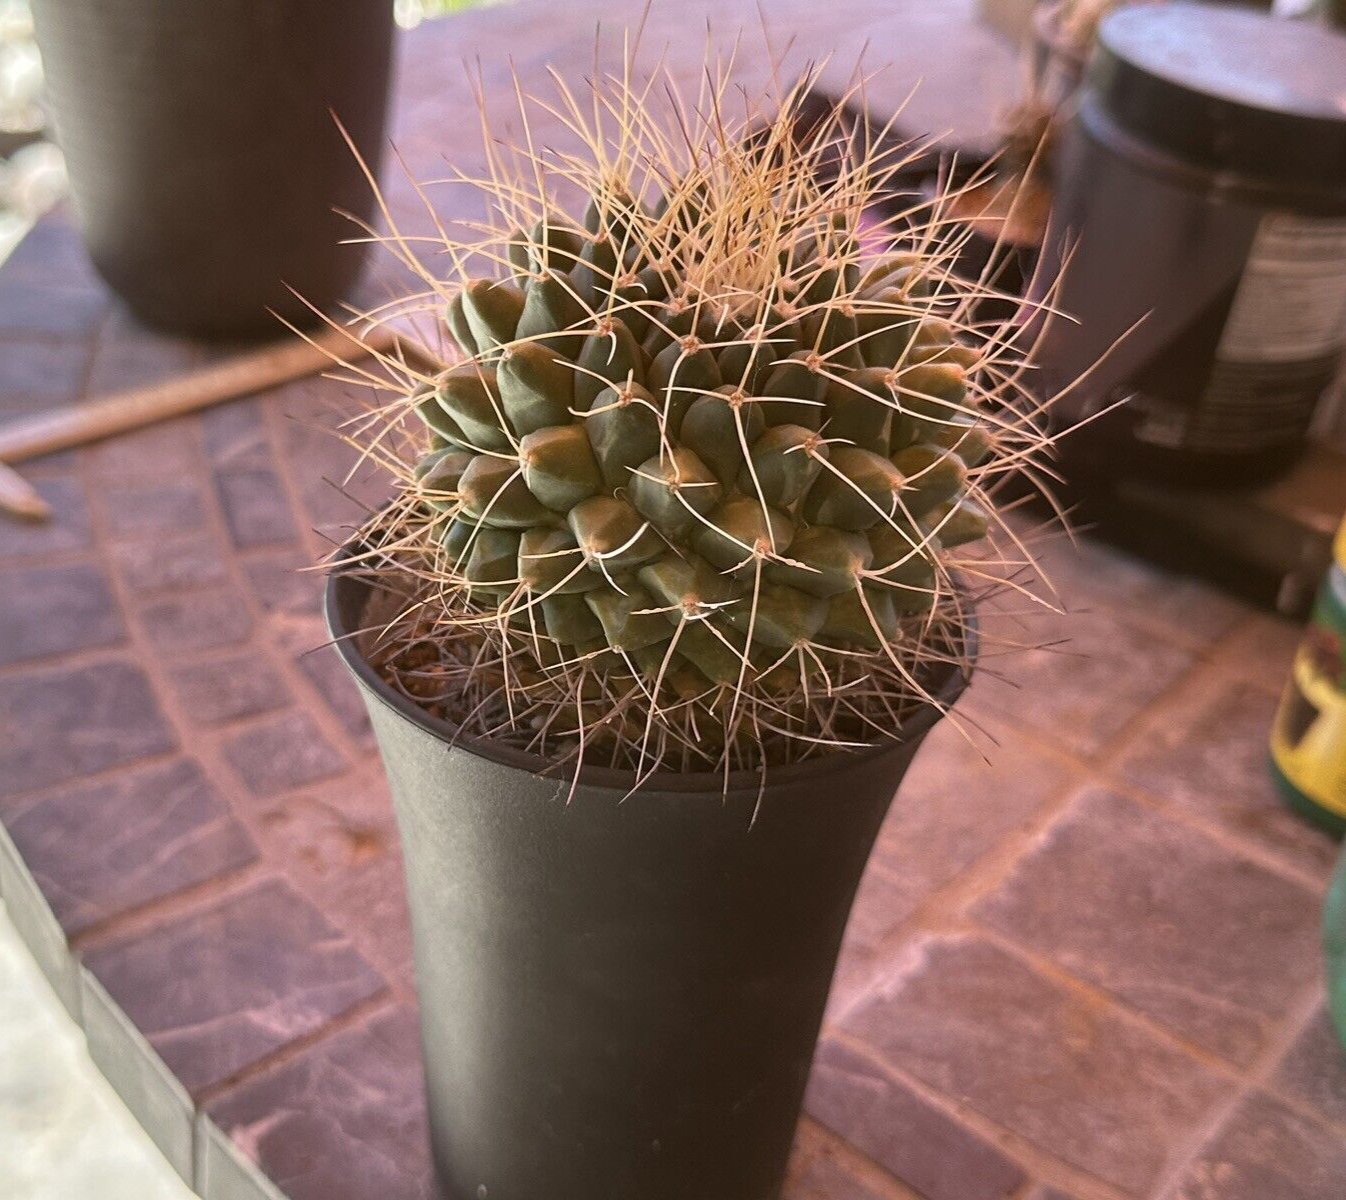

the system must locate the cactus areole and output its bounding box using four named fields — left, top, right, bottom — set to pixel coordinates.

left=324, top=53, right=1053, bottom=1200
